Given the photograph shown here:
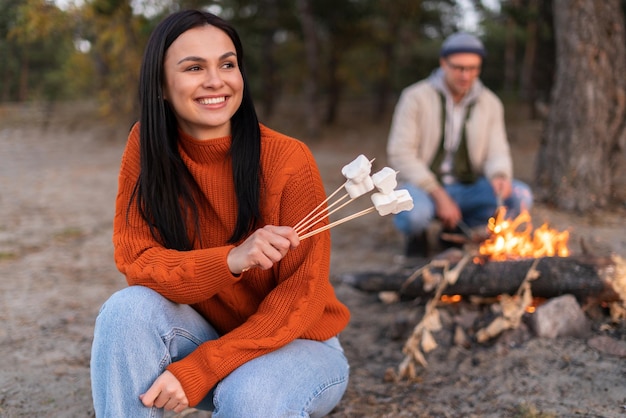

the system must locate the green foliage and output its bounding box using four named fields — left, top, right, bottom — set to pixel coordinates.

left=1, top=0, right=77, bottom=101
left=0, top=0, right=565, bottom=125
